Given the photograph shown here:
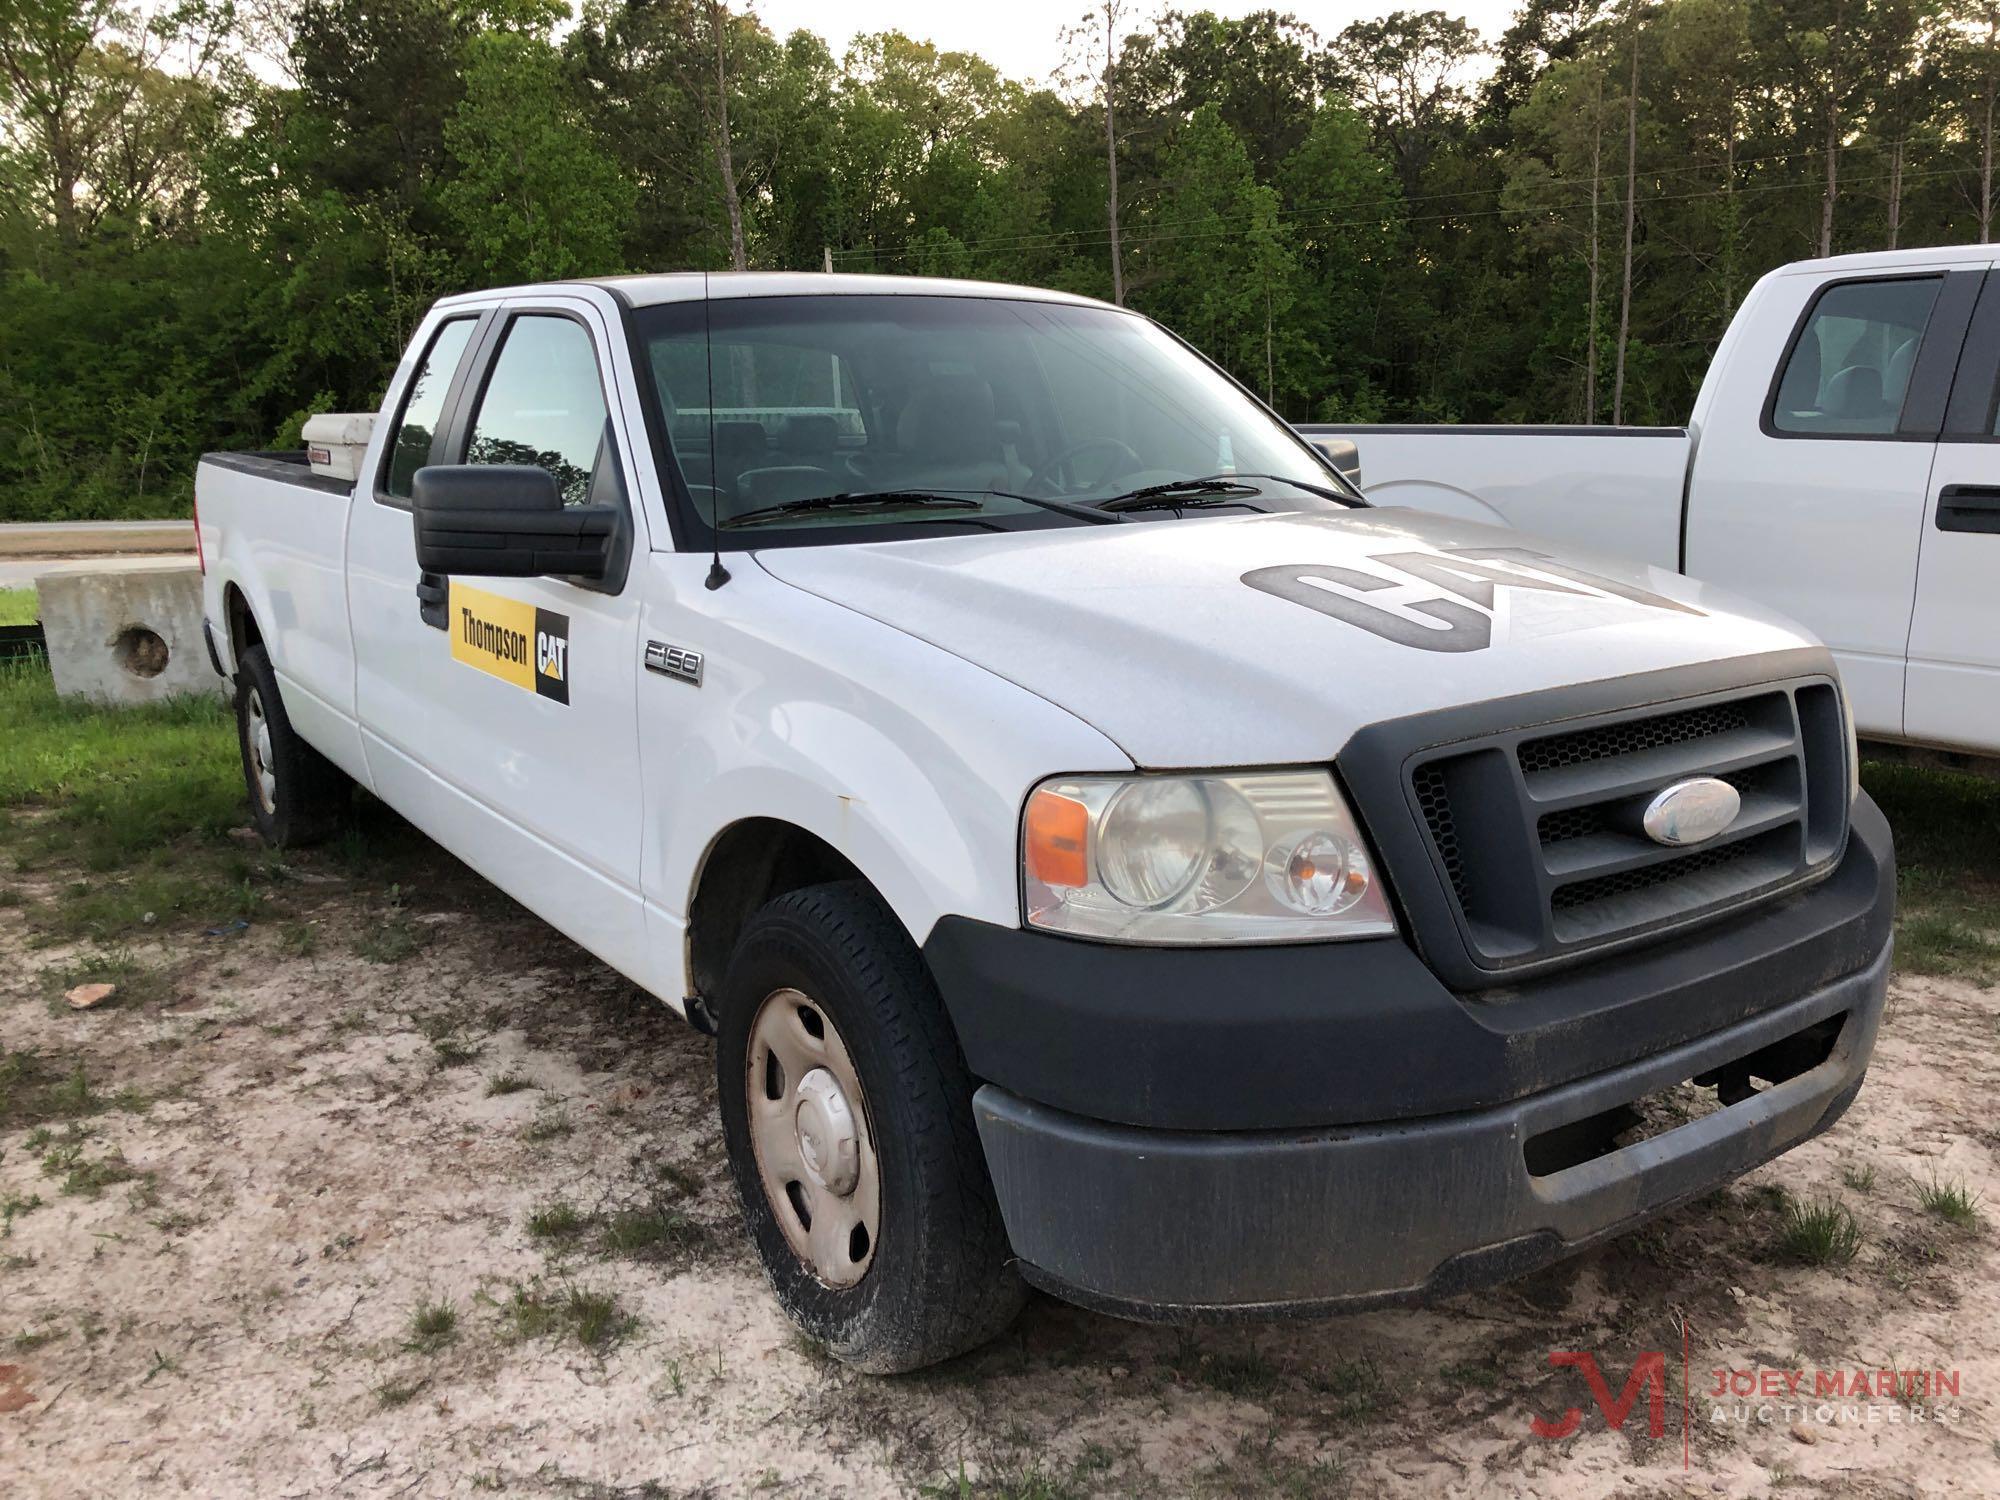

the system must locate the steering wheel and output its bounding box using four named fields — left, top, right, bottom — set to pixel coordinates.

left=1028, top=438, right=1142, bottom=495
